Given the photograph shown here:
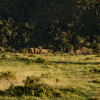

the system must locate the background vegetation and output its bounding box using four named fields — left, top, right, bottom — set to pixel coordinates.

left=0, top=0, right=100, bottom=53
